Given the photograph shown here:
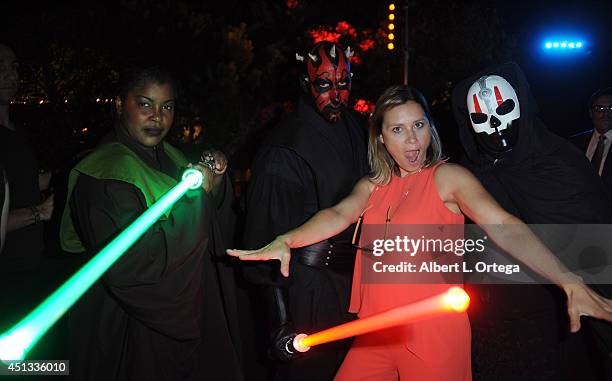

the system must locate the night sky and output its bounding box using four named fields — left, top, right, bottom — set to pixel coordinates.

left=3, top=0, right=612, bottom=156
